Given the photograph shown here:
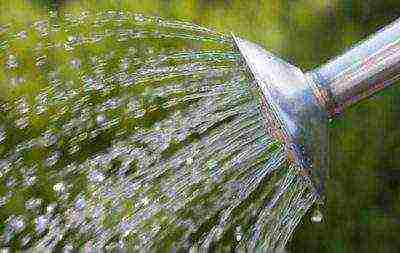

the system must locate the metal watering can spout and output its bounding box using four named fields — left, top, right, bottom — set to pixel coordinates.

left=233, top=17, right=400, bottom=202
